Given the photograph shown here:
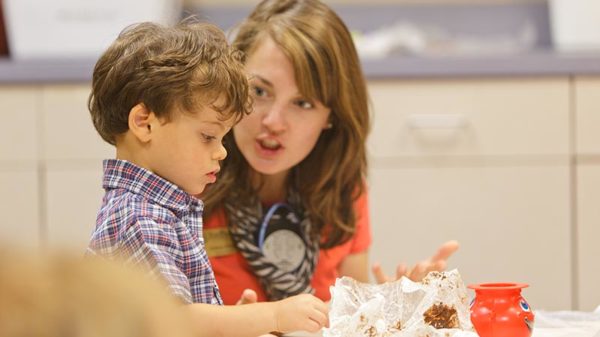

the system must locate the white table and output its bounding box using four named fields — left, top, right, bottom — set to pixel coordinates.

left=532, top=310, right=600, bottom=337
left=285, top=309, right=600, bottom=337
